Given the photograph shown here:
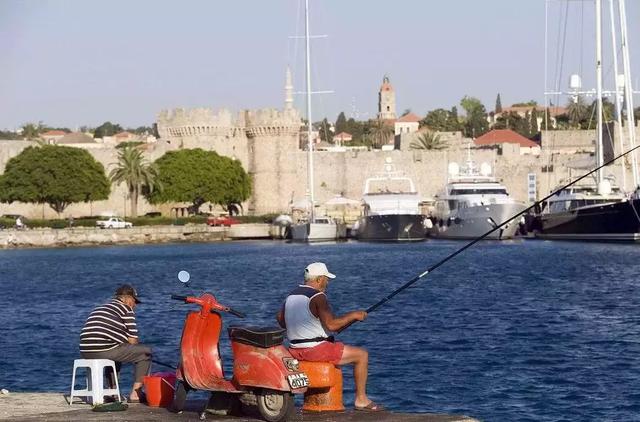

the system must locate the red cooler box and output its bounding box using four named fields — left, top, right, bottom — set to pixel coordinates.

left=143, top=372, right=176, bottom=407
